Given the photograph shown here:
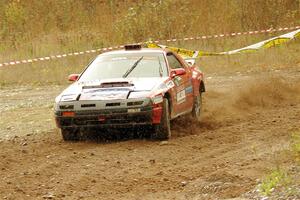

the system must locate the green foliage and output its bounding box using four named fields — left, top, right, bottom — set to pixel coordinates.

left=0, top=0, right=300, bottom=85
left=258, top=132, right=300, bottom=197
left=0, top=0, right=299, bottom=50
left=259, top=169, right=290, bottom=196
left=291, top=132, right=300, bottom=163
left=2, top=0, right=27, bottom=47
left=4, top=1, right=26, bottom=27
left=113, top=0, right=192, bottom=42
